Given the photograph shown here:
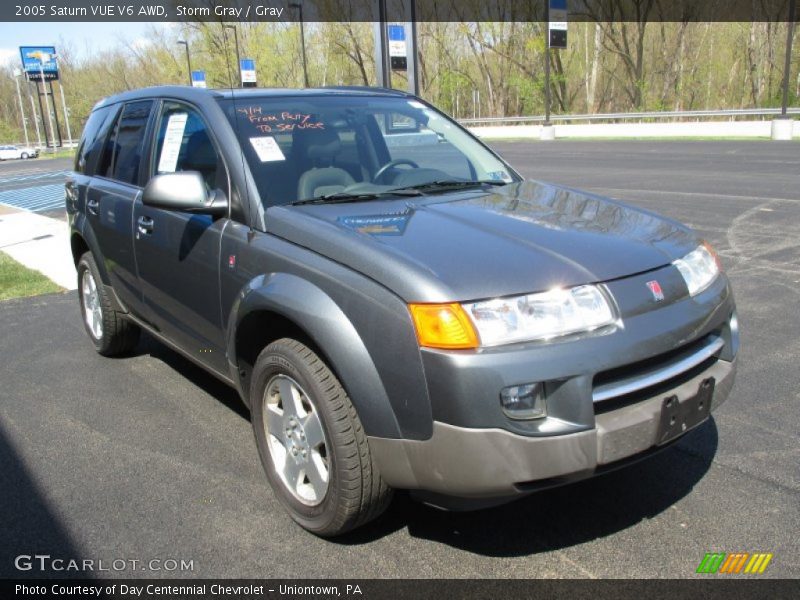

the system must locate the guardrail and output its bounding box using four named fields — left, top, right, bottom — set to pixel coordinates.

left=4, top=142, right=78, bottom=150
left=458, top=107, right=800, bottom=125
left=7, top=109, right=796, bottom=147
